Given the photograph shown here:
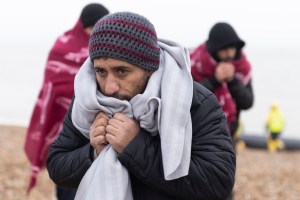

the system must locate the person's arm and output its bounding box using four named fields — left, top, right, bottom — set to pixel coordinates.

left=118, top=83, right=236, bottom=200
left=46, top=99, right=94, bottom=188
left=227, top=78, right=254, bottom=110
